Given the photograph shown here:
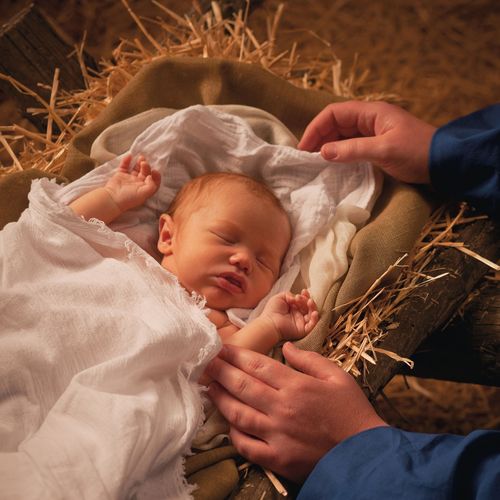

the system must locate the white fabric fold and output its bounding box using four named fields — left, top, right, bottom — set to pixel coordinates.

left=0, top=180, right=220, bottom=499
left=60, top=105, right=381, bottom=322
left=0, top=105, right=380, bottom=498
